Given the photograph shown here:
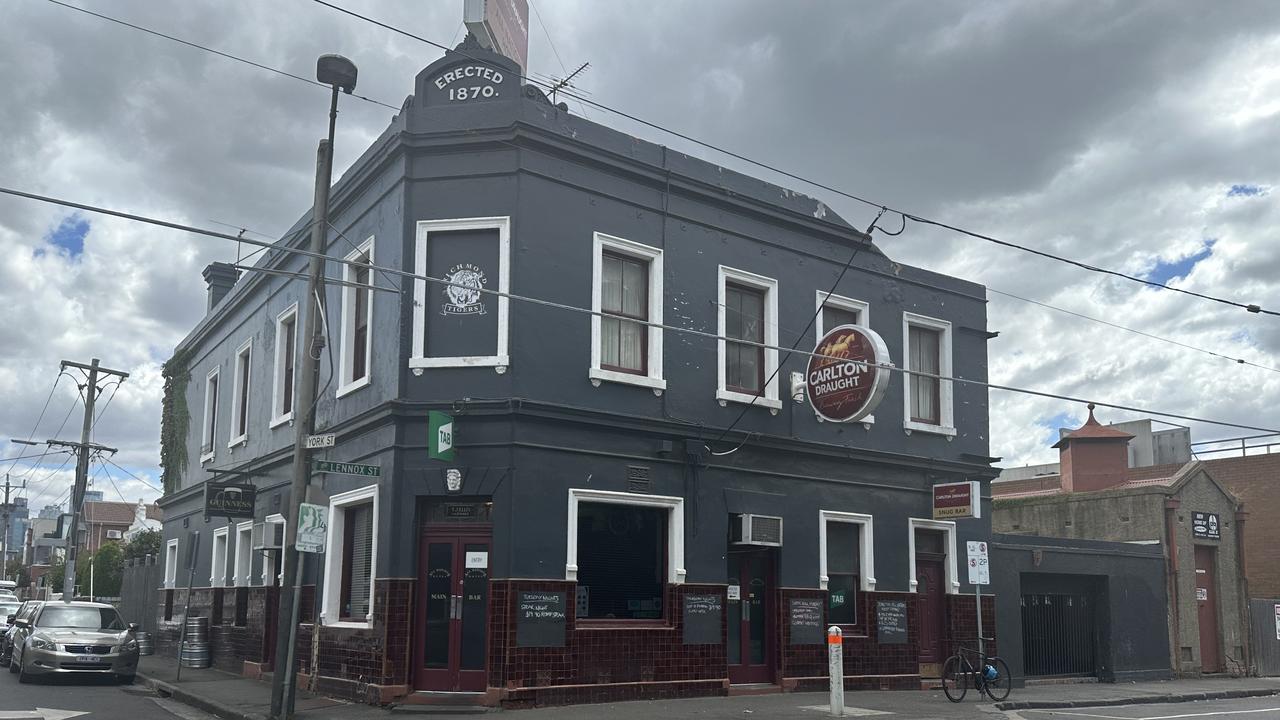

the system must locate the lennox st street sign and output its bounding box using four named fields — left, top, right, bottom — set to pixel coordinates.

left=314, top=460, right=381, bottom=478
